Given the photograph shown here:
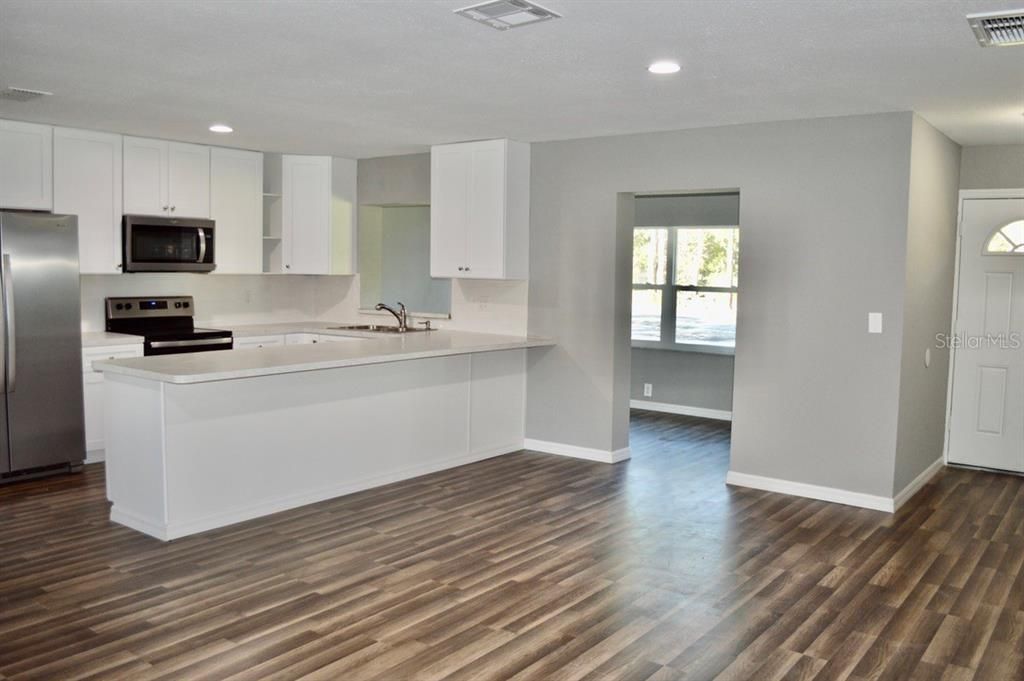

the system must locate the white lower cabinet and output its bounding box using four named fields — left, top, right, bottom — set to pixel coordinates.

left=286, top=333, right=319, bottom=345
left=82, top=344, right=144, bottom=460
left=234, top=335, right=286, bottom=350
left=317, top=334, right=362, bottom=343
left=285, top=332, right=363, bottom=345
